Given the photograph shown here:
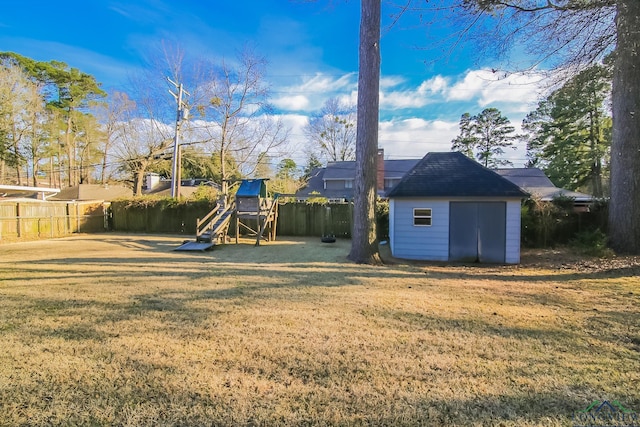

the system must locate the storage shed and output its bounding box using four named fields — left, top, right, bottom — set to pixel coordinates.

left=386, top=152, right=528, bottom=264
